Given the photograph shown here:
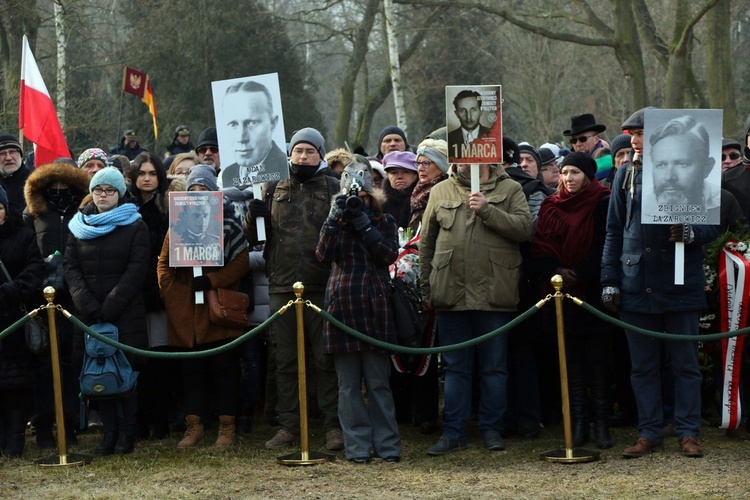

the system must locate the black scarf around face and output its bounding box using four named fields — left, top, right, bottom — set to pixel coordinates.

left=46, top=187, right=78, bottom=213
left=289, top=163, right=319, bottom=183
